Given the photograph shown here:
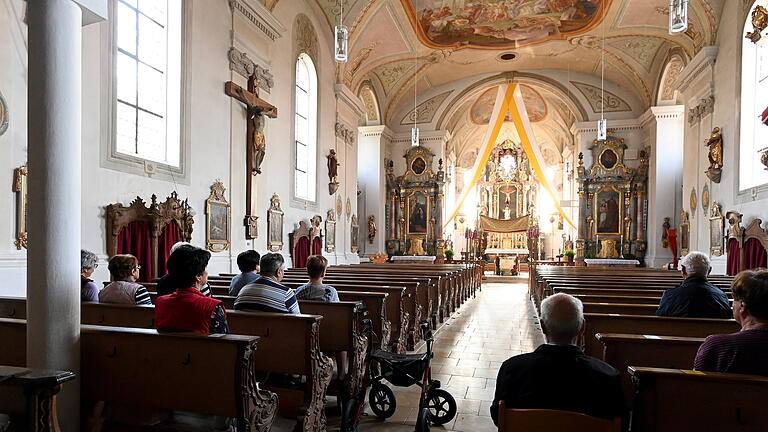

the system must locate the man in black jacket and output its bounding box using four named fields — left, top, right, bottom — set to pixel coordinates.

left=491, top=293, right=625, bottom=425
left=656, top=251, right=731, bottom=319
